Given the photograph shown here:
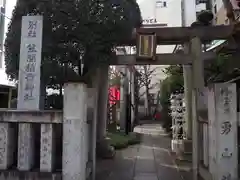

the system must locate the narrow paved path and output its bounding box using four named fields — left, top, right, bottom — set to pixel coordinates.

left=96, top=122, right=191, bottom=180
